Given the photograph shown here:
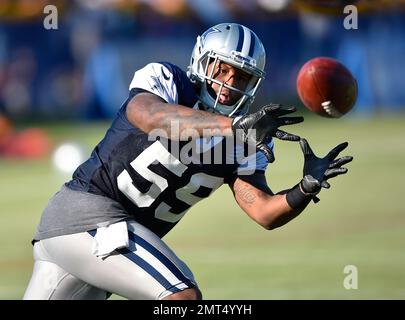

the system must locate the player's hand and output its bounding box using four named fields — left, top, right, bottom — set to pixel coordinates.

left=231, top=104, right=304, bottom=162
left=299, top=138, right=353, bottom=195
